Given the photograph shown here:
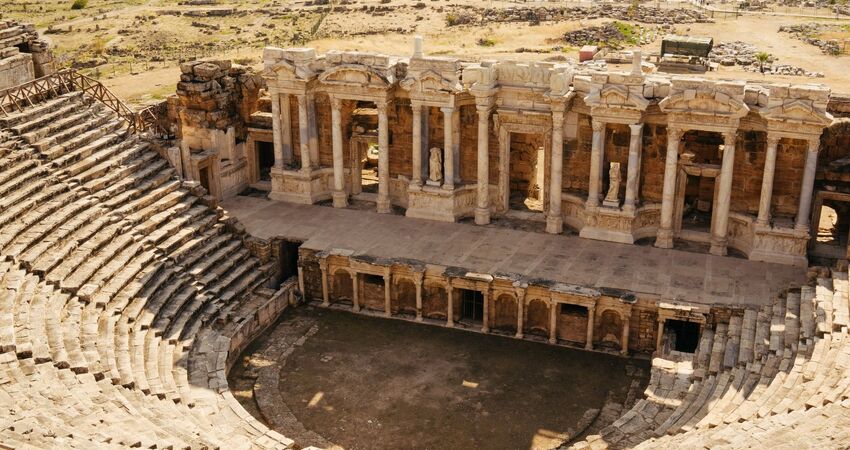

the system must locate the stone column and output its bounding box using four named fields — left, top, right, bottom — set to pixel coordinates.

left=307, top=94, right=319, bottom=165
left=586, top=120, right=606, bottom=208
left=621, top=313, right=631, bottom=356
left=446, top=280, right=454, bottom=328
left=795, top=138, right=820, bottom=231
left=296, top=94, right=312, bottom=172
left=297, top=266, right=305, bottom=297
left=271, top=91, right=285, bottom=169
left=756, top=135, right=780, bottom=226
left=441, top=106, right=455, bottom=191
left=320, top=259, right=329, bottom=307
left=655, top=319, right=665, bottom=354
left=548, top=302, right=558, bottom=344
left=351, top=272, right=360, bottom=312
left=280, top=94, right=293, bottom=165
left=414, top=272, right=424, bottom=322
left=411, top=102, right=423, bottom=186
left=330, top=97, right=347, bottom=208
left=481, top=288, right=490, bottom=333
left=377, top=100, right=391, bottom=214
left=383, top=268, right=392, bottom=317
left=585, top=305, right=596, bottom=350
left=515, top=288, right=525, bottom=339
left=710, top=131, right=737, bottom=256
left=475, top=106, right=491, bottom=225
left=547, top=107, right=565, bottom=234
left=655, top=127, right=683, bottom=249
left=624, top=123, right=643, bottom=213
